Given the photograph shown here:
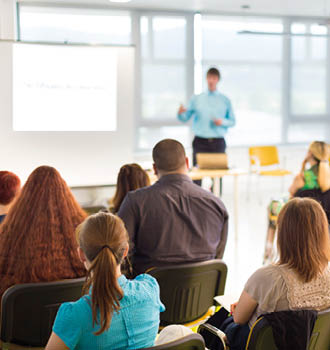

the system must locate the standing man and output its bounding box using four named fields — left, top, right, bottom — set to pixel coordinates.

left=177, top=67, right=236, bottom=178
